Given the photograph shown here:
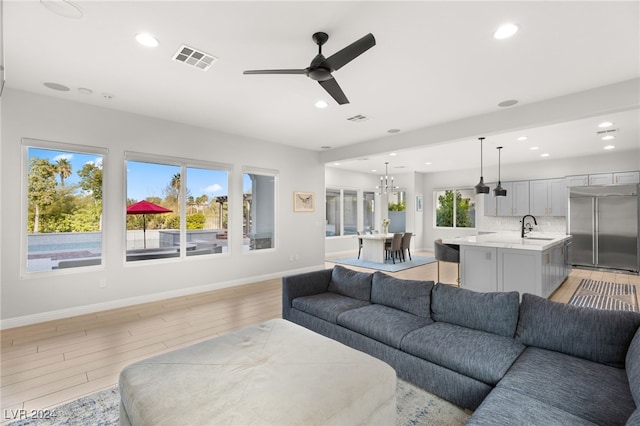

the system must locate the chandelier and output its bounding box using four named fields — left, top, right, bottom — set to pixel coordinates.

left=377, top=162, right=398, bottom=195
